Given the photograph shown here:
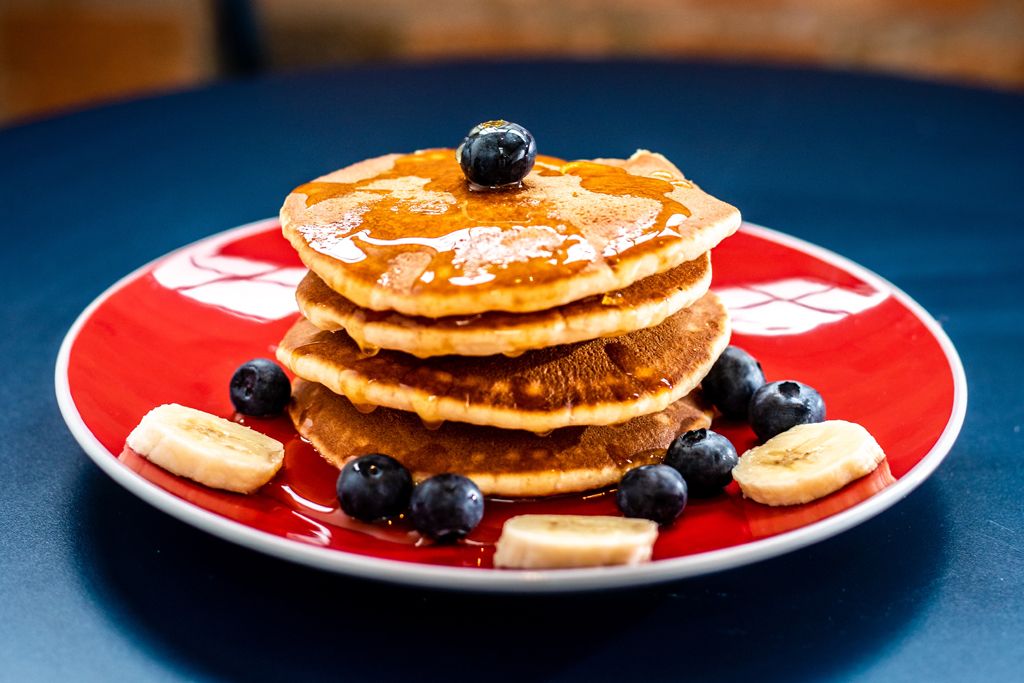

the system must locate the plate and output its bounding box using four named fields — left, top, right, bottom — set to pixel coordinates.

left=55, top=219, right=966, bottom=592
